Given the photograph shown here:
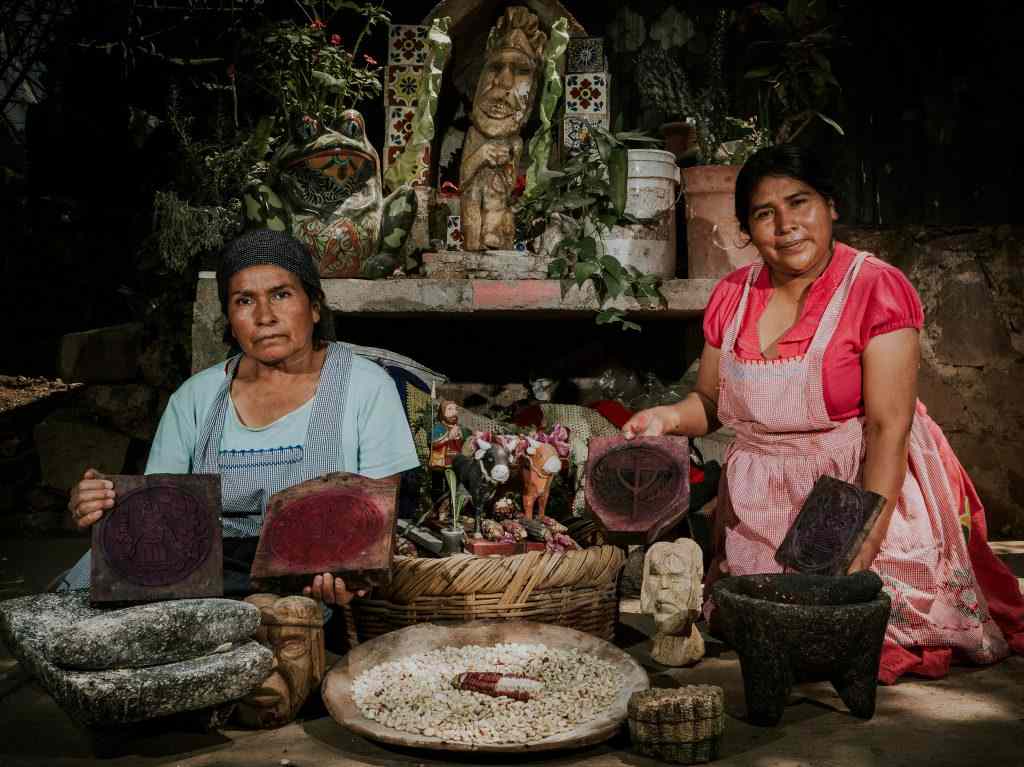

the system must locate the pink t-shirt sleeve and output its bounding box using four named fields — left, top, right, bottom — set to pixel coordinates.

left=858, top=258, right=925, bottom=346
left=702, top=267, right=753, bottom=348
